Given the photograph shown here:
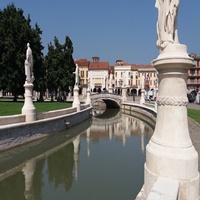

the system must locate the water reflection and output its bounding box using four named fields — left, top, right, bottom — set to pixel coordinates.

left=0, top=109, right=153, bottom=200
left=91, top=109, right=151, bottom=149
